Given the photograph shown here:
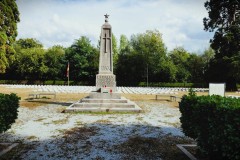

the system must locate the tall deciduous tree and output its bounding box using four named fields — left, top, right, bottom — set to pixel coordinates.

left=0, top=0, right=20, bottom=73
left=169, top=47, right=190, bottom=82
left=16, top=48, right=47, bottom=80
left=44, top=45, right=65, bottom=80
left=16, top=38, right=43, bottom=49
left=6, top=38, right=47, bottom=80
left=119, top=34, right=129, bottom=54
left=202, top=47, right=215, bottom=66
left=65, top=36, right=99, bottom=84
left=112, top=33, right=118, bottom=69
left=186, top=54, right=205, bottom=83
left=204, top=0, right=240, bottom=90
left=131, top=30, right=168, bottom=82
left=116, top=30, right=170, bottom=85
